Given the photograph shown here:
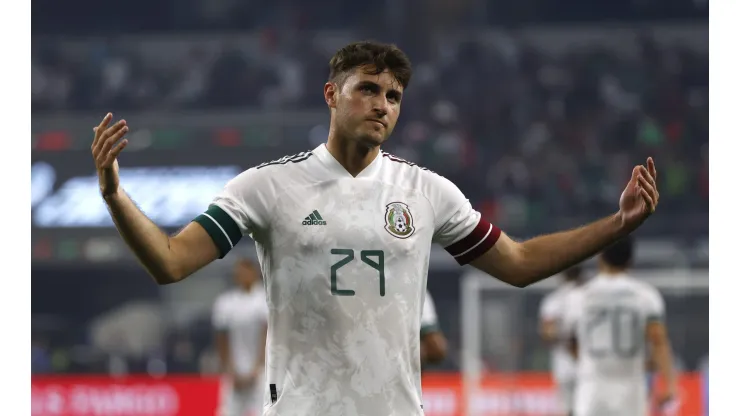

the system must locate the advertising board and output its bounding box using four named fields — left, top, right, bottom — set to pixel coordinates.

left=32, top=373, right=705, bottom=416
